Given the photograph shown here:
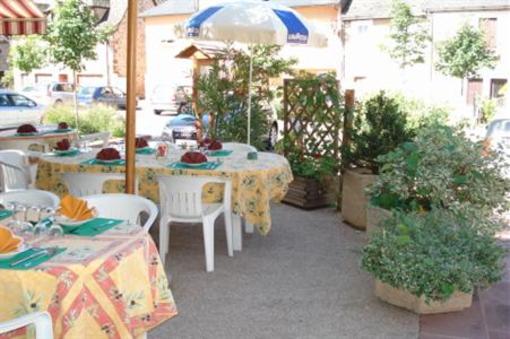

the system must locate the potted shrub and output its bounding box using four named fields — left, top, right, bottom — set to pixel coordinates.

left=368, top=123, right=510, bottom=235
left=362, top=210, right=505, bottom=314
left=342, top=91, right=414, bottom=229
